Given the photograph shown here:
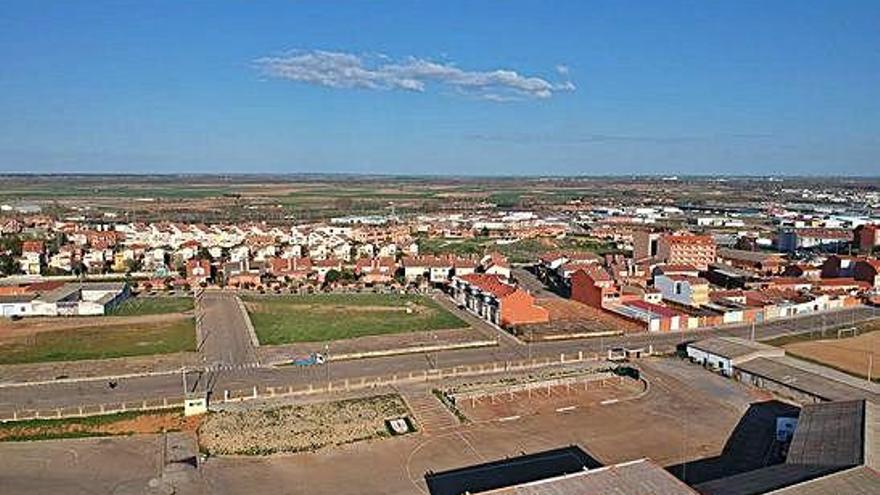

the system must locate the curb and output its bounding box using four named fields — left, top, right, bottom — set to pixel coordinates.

left=269, top=340, right=499, bottom=366
left=235, top=295, right=261, bottom=349
left=0, top=367, right=187, bottom=389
